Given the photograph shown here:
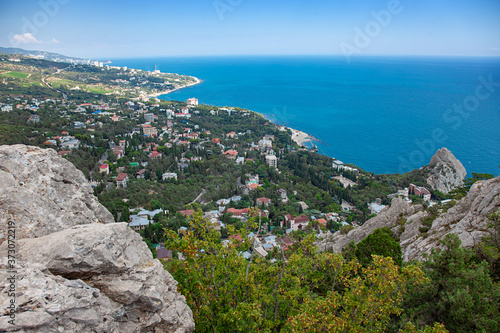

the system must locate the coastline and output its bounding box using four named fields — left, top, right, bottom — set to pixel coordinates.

left=258, top=113, right=313, bottom=148
left=149, top=76, right=314, bottom=149
left=289, top=127, right=312, bottom=147
left=149, top=77, right=202, bottom=99
left=144, top=72, right=338, bottom=165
